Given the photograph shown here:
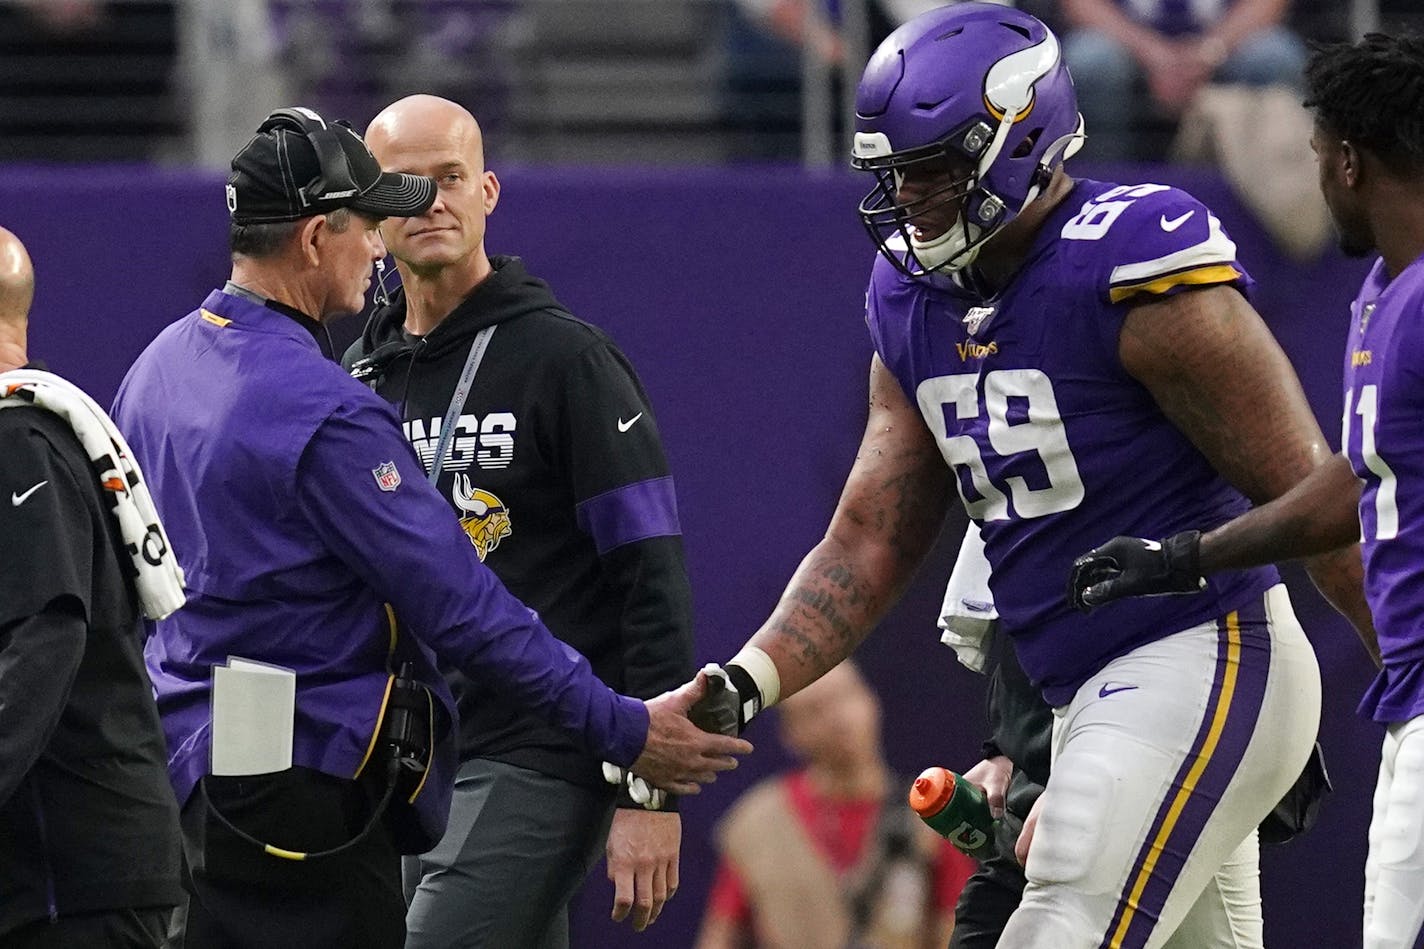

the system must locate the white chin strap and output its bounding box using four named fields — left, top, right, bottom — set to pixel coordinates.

left=911, top=214, right=983, bottom=273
